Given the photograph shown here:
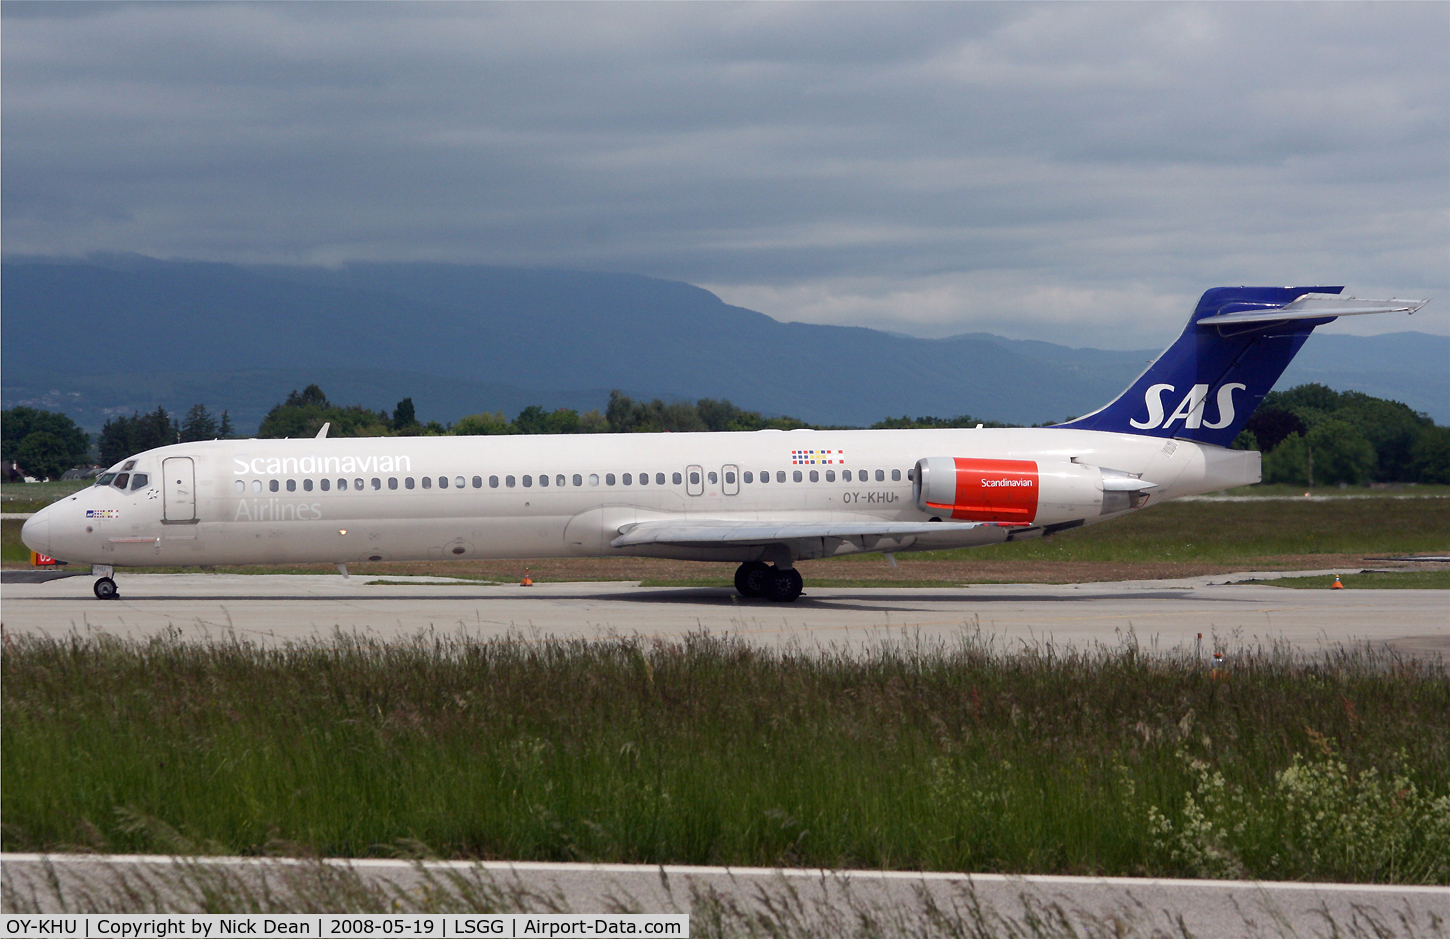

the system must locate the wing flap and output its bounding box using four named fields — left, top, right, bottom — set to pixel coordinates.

left=611, top=518, right=990, bottom=548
